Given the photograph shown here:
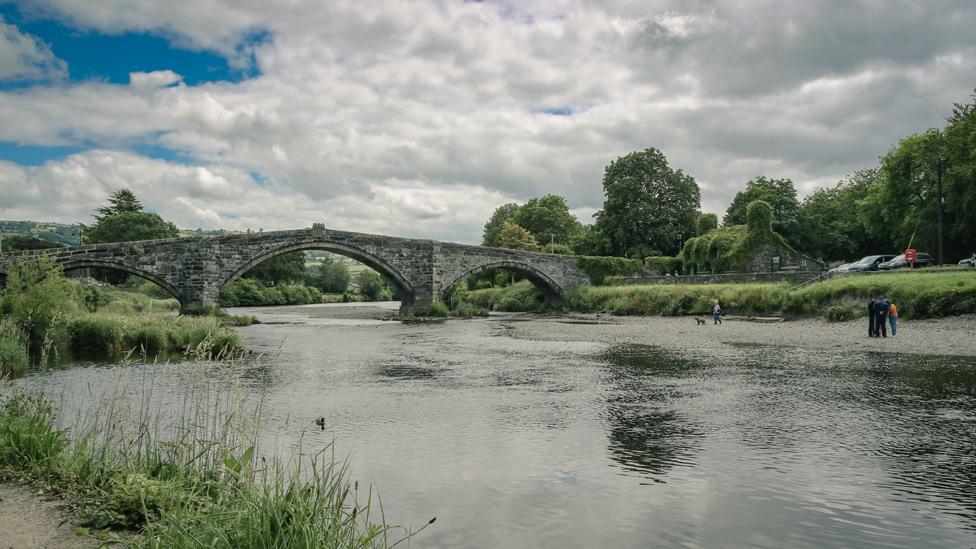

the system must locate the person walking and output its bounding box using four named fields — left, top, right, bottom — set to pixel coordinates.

left=868, top=299, right=877, bottom=337
left=874, top=298, right=888, bottom=338
left=889, top=301, right=898, bottom=336
left=713, top=300, right=722, bottom=325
